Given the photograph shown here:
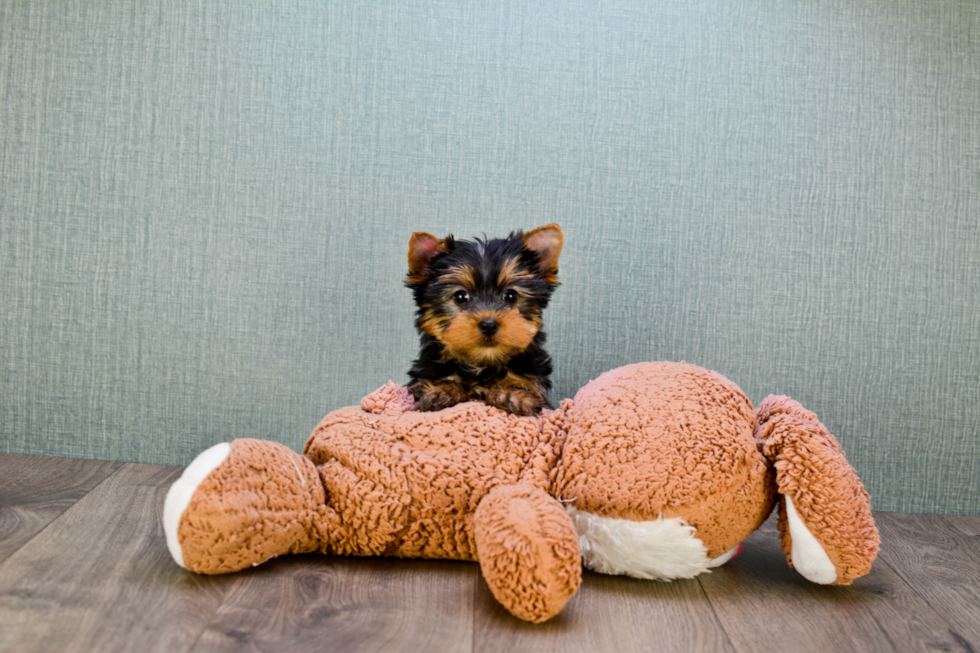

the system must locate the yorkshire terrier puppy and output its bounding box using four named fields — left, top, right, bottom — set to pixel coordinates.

left=405, top=224, right=563, bottom=416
